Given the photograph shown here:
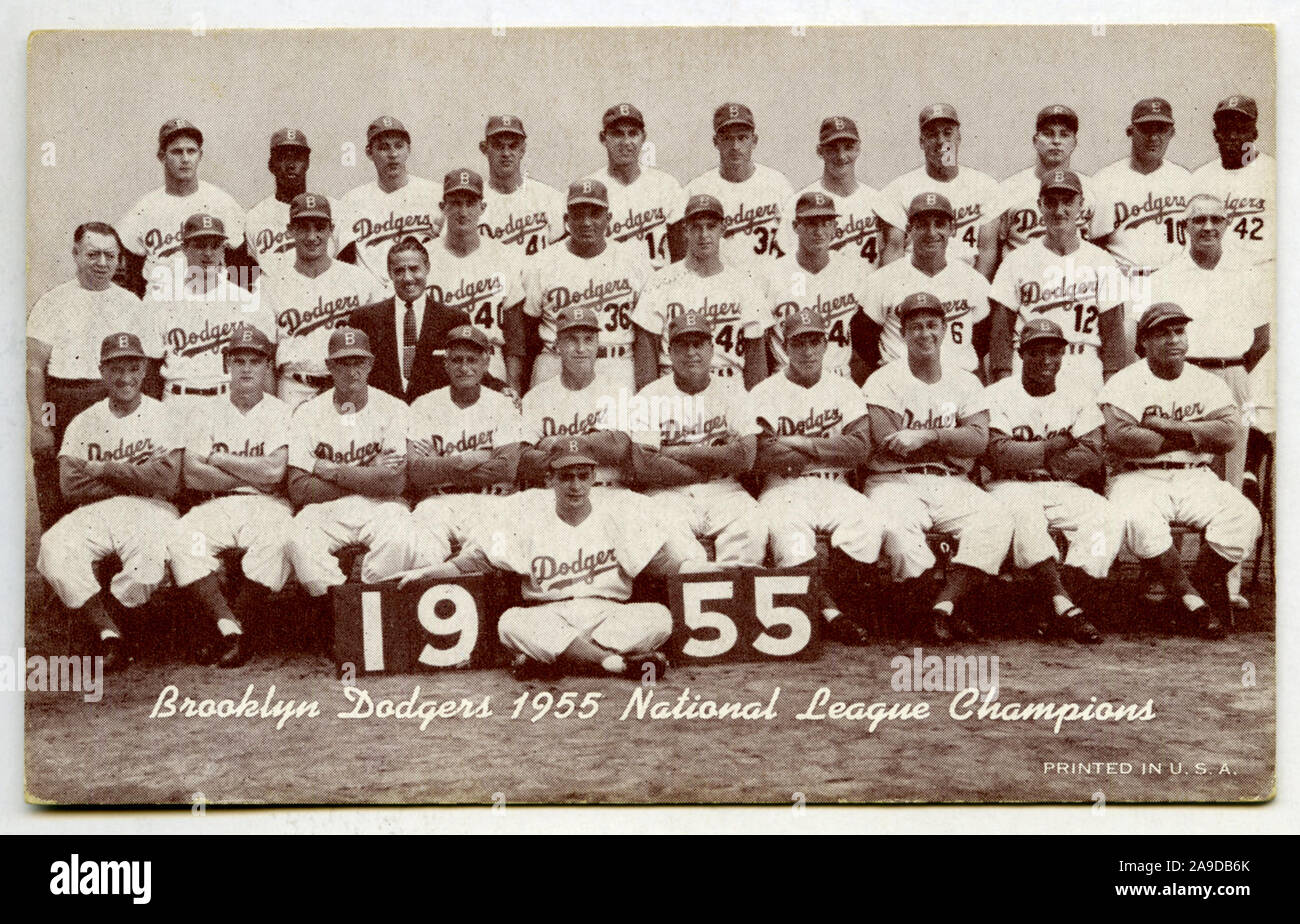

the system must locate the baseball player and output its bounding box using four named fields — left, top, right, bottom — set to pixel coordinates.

left=406, top=324, right=523, bottom=570
left=862, top=292, right=1013, bottom=643
left=983, top=318, right=1123, bottom=643
left=285, top=327, right=411, bottom=598
left=682, top=103, right=795, bottom=270
left=426, top=168, right=527, bottom=392
left=28, top=222, right=163, bottom=530
left=1099, top=303, right=1261, bottom=638
left=478, top=115, right=567, bottom=257
left=585, top=103, right=684, bottom=270
left=395, top=434, right=705, bottom=682
left=244, top=128, right=338, bottom=281
left=117, top=118, right=246, bottom=297
left=881, top=104, right=1000, bottom=270
left=977, top=105, right=1106, bottom=281
left=1089, top=98, right=1191, bottom=276
left=150, top=214, right=277, bottom=410
left=36, top=333, right=183, bottom=672
left=783, top=116, right=903, bottom=271
left=165, top=327, right=293, bottom=667
left=629, top=309, right=768, bottom=565
left=748, top=308, right=883, bottom=646
left=854, top=193, right=991, bottom=379
left=988, top=170, right=1128, bottom=392
left=521, top=179, right=651, bottom=391
left=1189, top=95, right=1275, bottom=267
left=336, top=116, right=443, bottom=289
left=263, top=193, right=378, bottom=409
left=632, top=193, right=769, bottom=392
